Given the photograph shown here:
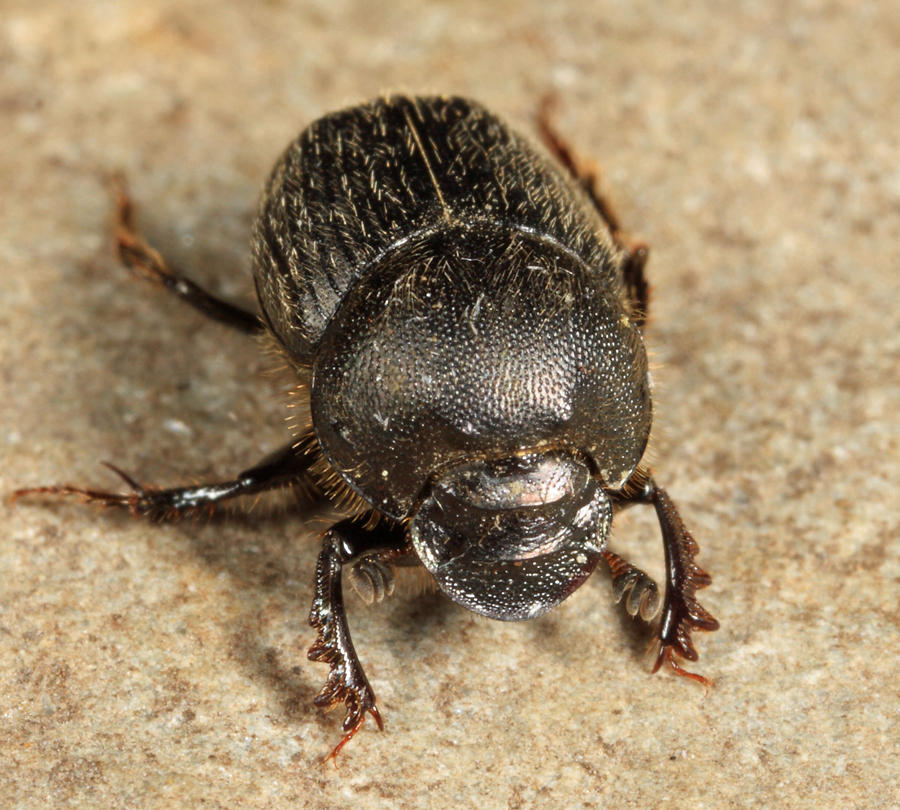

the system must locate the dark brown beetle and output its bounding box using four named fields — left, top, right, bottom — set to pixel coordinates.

left=17, top=95, right=718, bottom=758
